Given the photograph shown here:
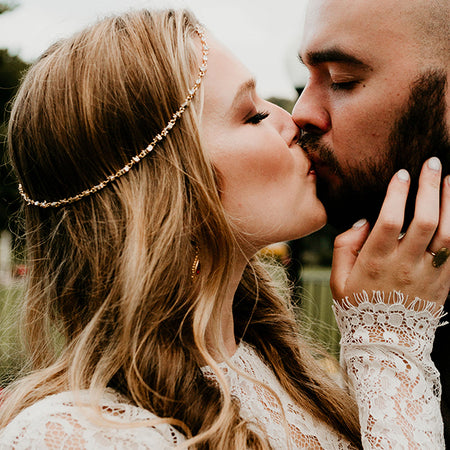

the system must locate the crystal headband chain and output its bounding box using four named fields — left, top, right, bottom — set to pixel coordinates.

left=18, top=25, right=209, bottom=208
